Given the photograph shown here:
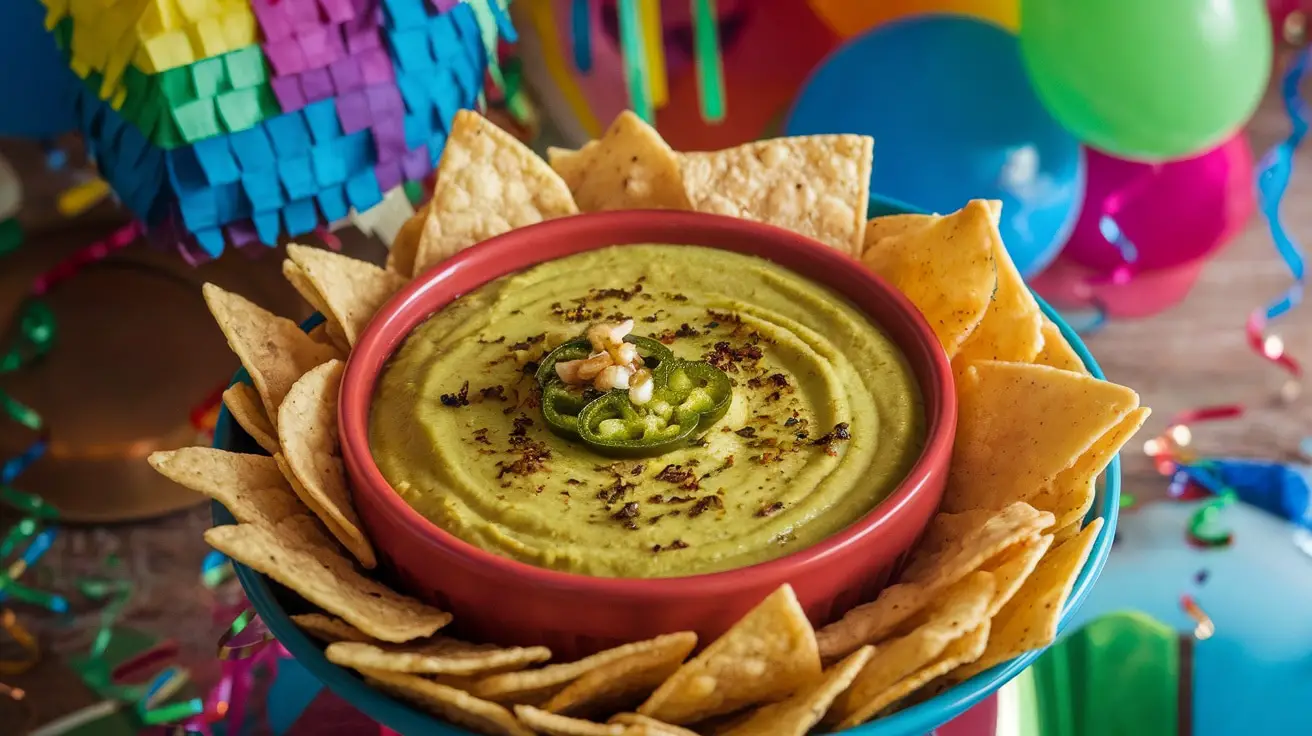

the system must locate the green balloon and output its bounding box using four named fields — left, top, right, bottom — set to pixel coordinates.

left=1019, top=0, right=1271, bottom=161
